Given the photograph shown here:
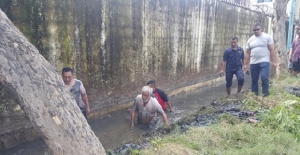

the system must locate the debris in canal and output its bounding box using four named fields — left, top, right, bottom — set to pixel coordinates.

left=111, top=95, right=260, bottom=155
